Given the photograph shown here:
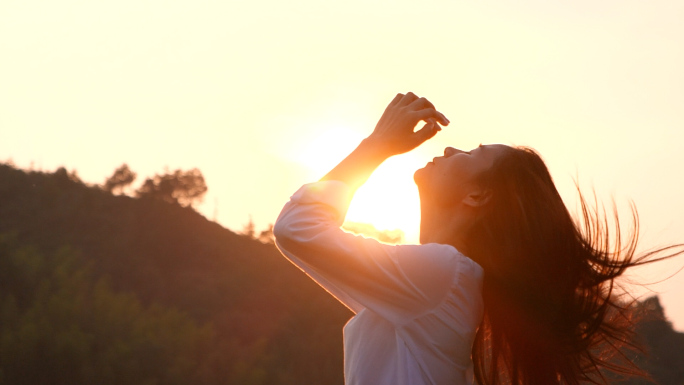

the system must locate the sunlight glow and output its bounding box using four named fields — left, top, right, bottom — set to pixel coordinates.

left=3, top=0, right=683, bottom=330
left=346, top=155, right=423, bottom=244
left=282, top=121, right=424, bottom=244
left=276, top=116, right=425, bottom=243
left=285, top=124, right=365, bottom=178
